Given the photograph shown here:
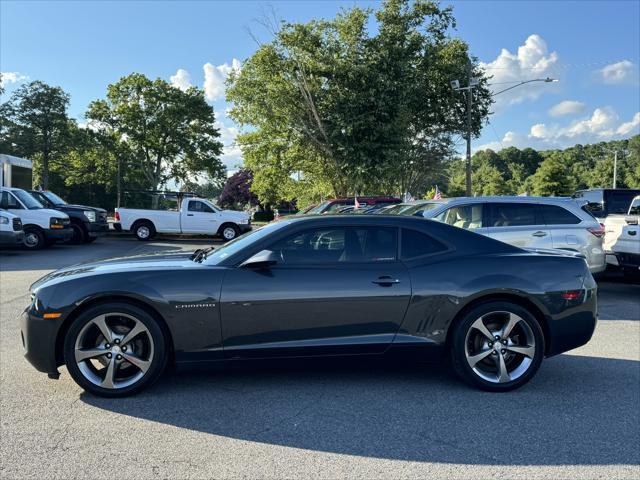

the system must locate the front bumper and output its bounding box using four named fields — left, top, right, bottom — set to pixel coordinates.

left=86, top=221, right=109, bottom=237
left=238, top=224, right=252, bottom=234
left=0, top=230, right=24, bottom=246
left=43, top=227, right=73, bottom=244
left=20, top=309, right=62, bottom=375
